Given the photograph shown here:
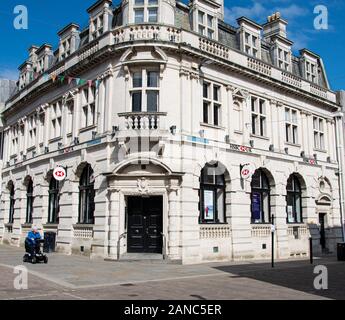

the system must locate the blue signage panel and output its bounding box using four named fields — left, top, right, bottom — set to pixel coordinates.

left=252, top=192, right=261, bottom=221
